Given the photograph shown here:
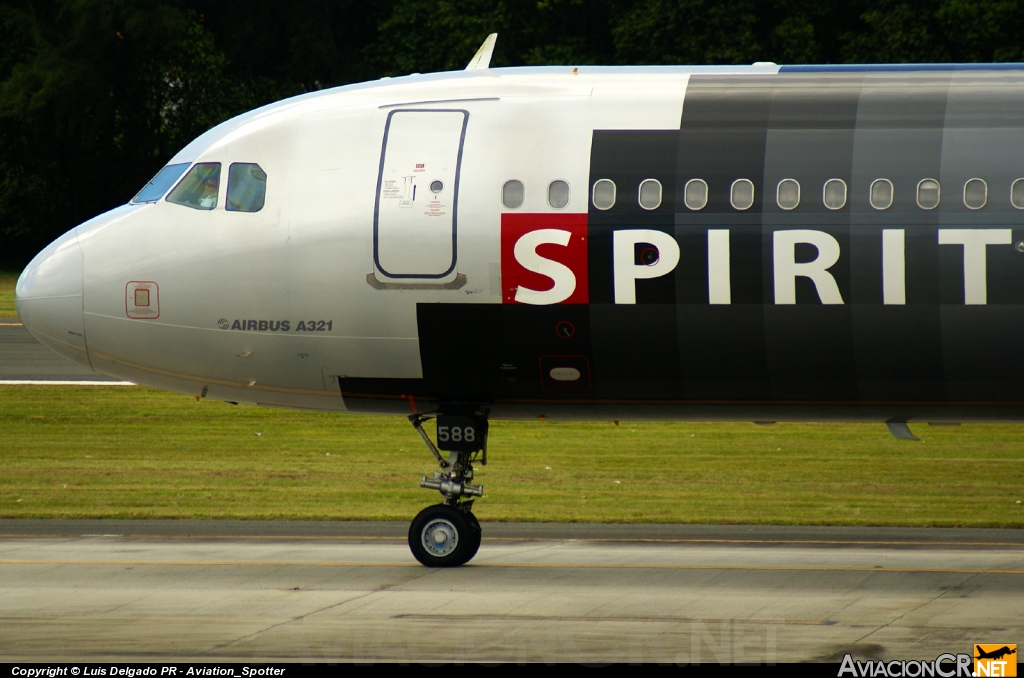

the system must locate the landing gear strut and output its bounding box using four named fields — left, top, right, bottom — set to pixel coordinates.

left=407, top=411, right=488, bottom=567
